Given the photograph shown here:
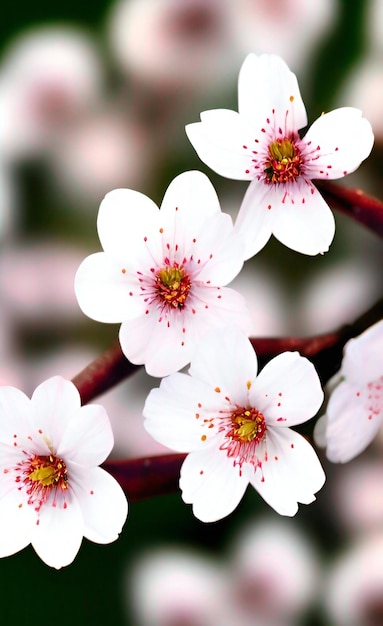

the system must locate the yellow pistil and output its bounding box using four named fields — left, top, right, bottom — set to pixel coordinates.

left=29, top=455, right=68, bottom=489
left=230, top=408, right=267, bottom=443
left=264, top=138, right=301, bottom=184
left=156, top=266, right=191, bottom=309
